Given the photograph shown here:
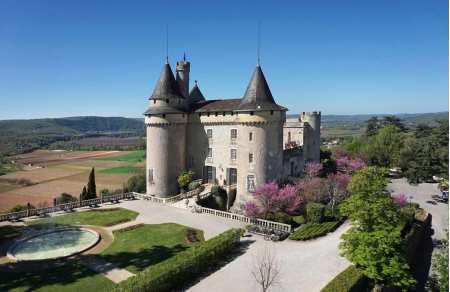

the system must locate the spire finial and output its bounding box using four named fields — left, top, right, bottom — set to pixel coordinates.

left=194, top=80, right=198, bottom=85
left=165, top=24, right=169, bottom=63
left=257, top=21, right=261, bottom=66
left=183, top=52, right=186, bottom=61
